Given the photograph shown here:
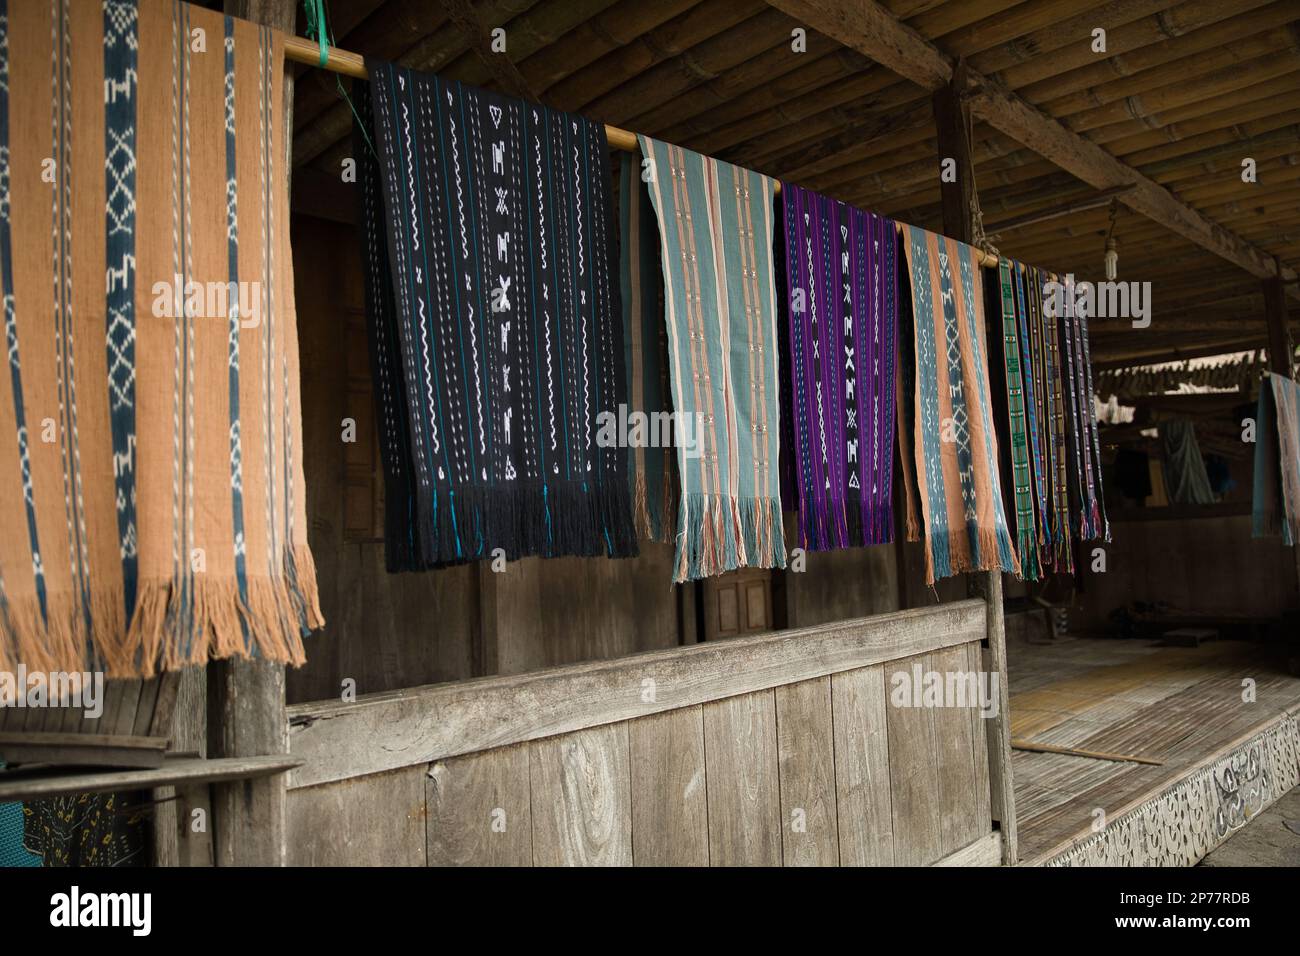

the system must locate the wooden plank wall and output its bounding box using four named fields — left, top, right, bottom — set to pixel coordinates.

left=784, top=544, right=899, bottom=627
left=284, top=602, right=1000, bottom=866
left=286, top=656, right=993, bottom=866
left=1073, top=514, right=1300, bottom=629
